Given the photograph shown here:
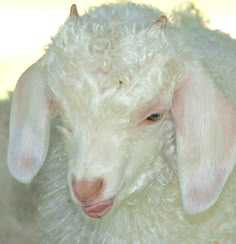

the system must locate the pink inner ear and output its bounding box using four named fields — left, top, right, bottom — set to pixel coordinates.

left=171, top=82, right=186, bottom=136
left=13, top=127, right=40, bottom=172
left=185, top=167, right=228, bottom=210
left=7, top=60, right=51, bottom=183
left=172, top=65, right=236, bottom=214
left=15, top=148, right=37, bottom=174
